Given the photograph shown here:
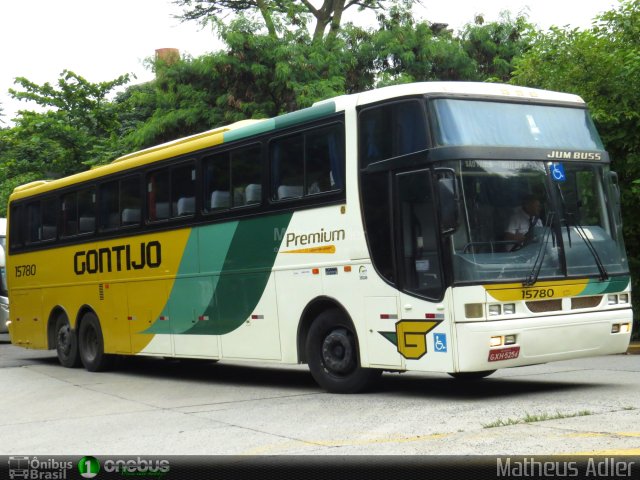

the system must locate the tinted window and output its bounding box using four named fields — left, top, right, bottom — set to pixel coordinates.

left=24, top=197, right=57, bottom=243
left=270, top=124, right=344, bottom=201
left=147, top=169, right=171, bottom=221
left=61, top=189, right=95, bottom=237
left=359, top=100, right=428, bottom=167
left=231, top=145, right=262, bottom=206
left=99, top=176, right=141, bottom=229
left=172, top=164, right=196, bottom=217
left=396, top=169, right=443, bottom=299
left=203, top=145, right=262, bottom=212
left=361, top=172, right=394, bottom=284
left=203, top=152, right=231, bottom=211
